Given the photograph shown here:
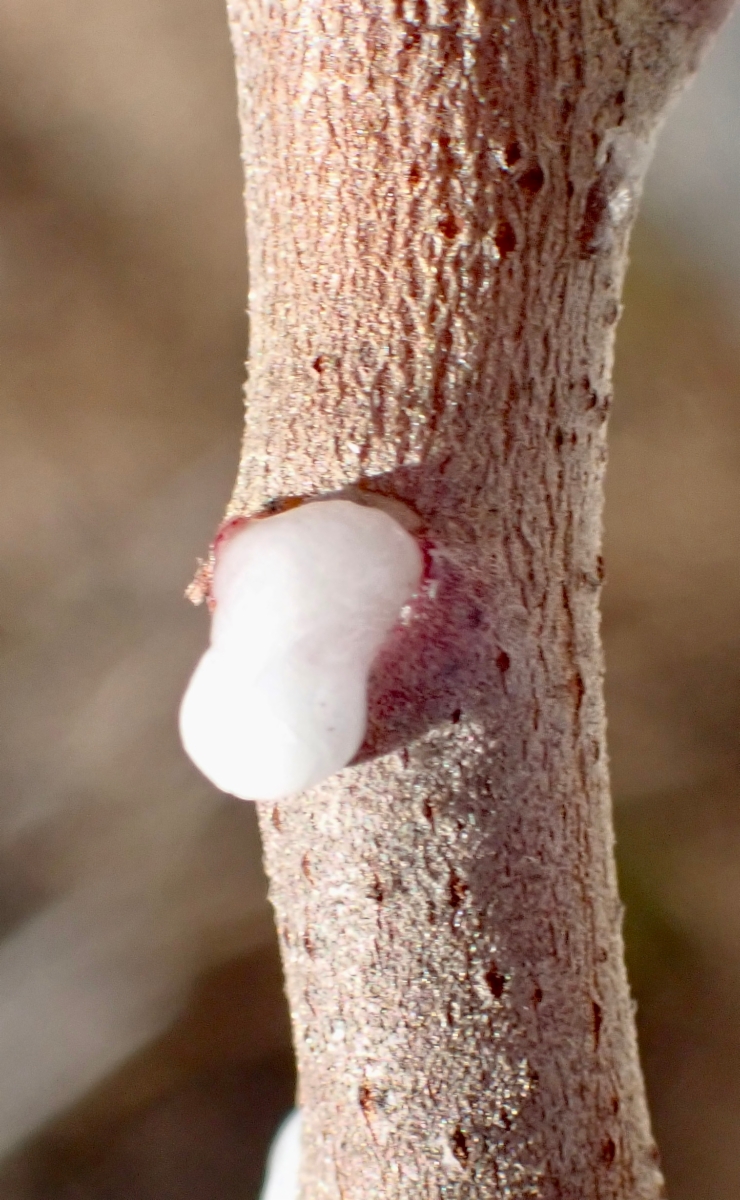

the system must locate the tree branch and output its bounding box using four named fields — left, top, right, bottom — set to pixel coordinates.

left=221, top=1, right=732, bottom=1195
